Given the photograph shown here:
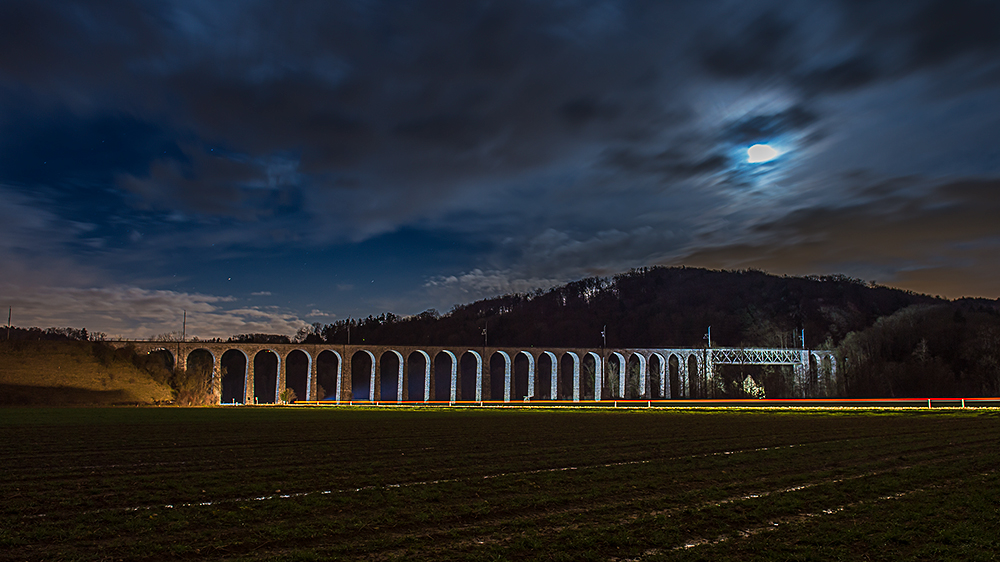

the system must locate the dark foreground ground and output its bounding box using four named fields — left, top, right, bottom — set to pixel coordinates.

left=1, top=406, right=998, bottom=561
